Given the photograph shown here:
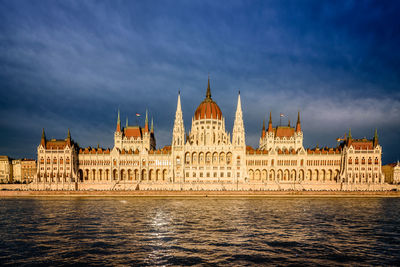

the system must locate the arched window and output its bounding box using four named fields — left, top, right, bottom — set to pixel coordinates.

left=53, top=157, right=57, bottom=164
left=226, top=153, right=232, bottom=165
left=237, top=156, right=241, bottom=165
left=66, top=157, right=70, bottom=164
left=361, top=157, right=365, bottom=164
left=355, top=157, right=359, bottom=164
left=348, top=157, right=352, bottom=164
left=60, top=158, right=63, bottom=165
